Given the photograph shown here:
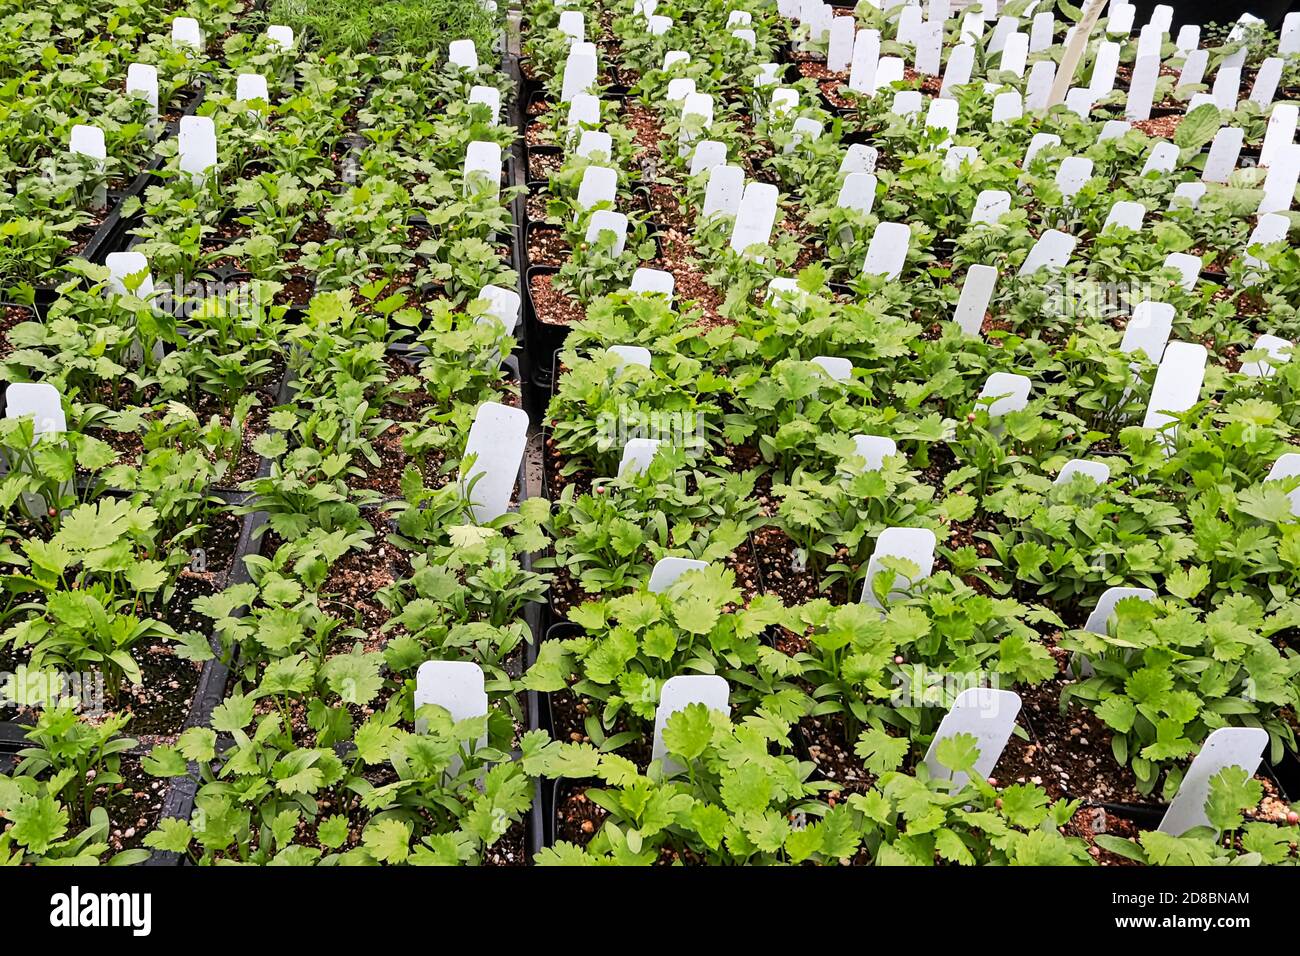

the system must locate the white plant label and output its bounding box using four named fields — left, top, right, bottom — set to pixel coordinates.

left=5, top=383, right=65, bottom=436
left=991, top=91, right=1022, bottom=123
left=1250, top=57, right=1283, bottom=106
left=945, top=145, right=978, bottom=172
left=953, top=264, right=997, bottom=336
left=1121, top=301, right=1174, bottom=361
left=585, top=209, right=628, bottom=254
left=1136, top=23, right=1163, bottom=59
left=449, top=39, right=479, bottom=70
left=1083, top=587, right=1154, bottom=634
left=607, top=345, right=652, bottom=369
left=789, top=117, right=824, bottom=151
left=1141, top=142, right=1179, bottom=176
left=926, top=97, right=958, bottom=138
left=178, top=115, right=217, bottom=186
left=1158, top=728, right=1268, bottom=836
left=630, top=267, right=674, bottom=298
left=770, top=87, right=799, bottom=118
left=873, top=56, right=904, bottom=94
left=841, top=143, right=879, bottom=176
left=476, top=284, right=520, bottom=334
left=851, top=434, right=897, bottom=471
left=618, top=437, right=662, bottom=477
left=469, top=86, right=501, bottom=125
left=566, top=94, right=600, bottom=142
left=1178, top=49, right=1208, bottom=90
left=1148, top=4, right=1174, bottom=33
left=1103, top=200, right=1145, bottom=233
left=812, top=356, right=853, bottom=382
left=1143, top=342, right=1207, bottom=445
left=1099, top=120, right=1130, bottom=142
left=1257, top=143, right=1300, bottom=215
left=1267, top=453, right=1300, bottom=516
left=1281, top=12, right=1300, bottom=55
left=460, top=402, right=527, bottom=522
left=1107, top=2, right=1135, bottom=35
left=1241, top=333, right=1292, bottom=378
left=837, top=172, right=877, bottom=213
left=126, top=64, right=158, bottom=122
left=662, top=50, right=689, bottom=70
left=1176, top=24, right=1199, bottom=55
left=896, top=5, right=922, bottom=45
left=1261, top=104, right=1299, bottom=168
left=464, top=141, right=501, bottom=197
left=923, top=688, right=1022, bottom=788
left=1125, top=55, right=1159, bottom=121
left=939, top=43, right=974, bottom=98
left=914, top=21, right=943, bottom=76
left=667, top=77, right=696, bottom=103
left=702, top=164, right=745, bottom=218
left=1055, top=459, right=1111, bottom=488
left=849, top=30, right=882, bottom=93
left=862, top=221, right=909, bottom=279
left=1064, top=87, right=1094, bottom=118
left=1029, top=11, right=1053, bottom=52
left=69, top=125, right=105, bottom=170
left=1244, top=213, right=1289, bottom=280
left=999, top=32, right=1028, bottom=78
left=576, top=165, right=617, bottom=211
left=729, top=182, right=778, bottom=256
left=236, top=73, right=269, bottom=107
left=861, top=527, right=936, bottom=607
left=647, top=14, right=672, bottom=36
left=987, top=15, right=1018, bottom=55
left=828, top=16, right=856, bottom=73
left=172, top=17, right=202, bottom=49
left=1212, top=65, right=1241, bottom=111
left=1056, top=156, right=1093, bottom=198
left=971, top=189, right=1010, bottom=225
left=979, top=372, right=1032, bottom=418
left=1020, top=229, right=1075, bottom=275
left=561, top=49, right=597, bottom=101
left=690, top=140, right=727, bottom=176
left=1024, top=133, right=1060, bottom=166
left=558, top=10, right=585, bottom=41
left=1202, top=127, right=1244, bottom=183
left=1164, top=252, right=1201, bottom=291
left=267, top=24, right=294, bottom=50
left=105, top=251, right=155, bottom=298
left=651, top=675, right=730, bottom=771
left=414, top=662, right=487, bottom=740
left=891, top=90, right=923, bottom=118
left=1089, top=41, right=1120, bottom=95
